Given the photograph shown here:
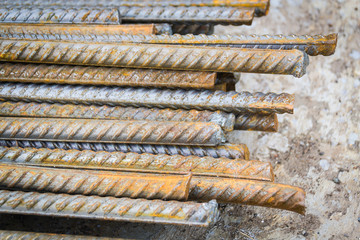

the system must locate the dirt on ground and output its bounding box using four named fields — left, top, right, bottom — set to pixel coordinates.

left=0, top=0, right=359, bottom=239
